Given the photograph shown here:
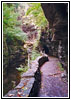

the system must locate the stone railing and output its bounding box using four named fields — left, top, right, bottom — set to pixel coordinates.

left=4, top=55, right=48, bottom=97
